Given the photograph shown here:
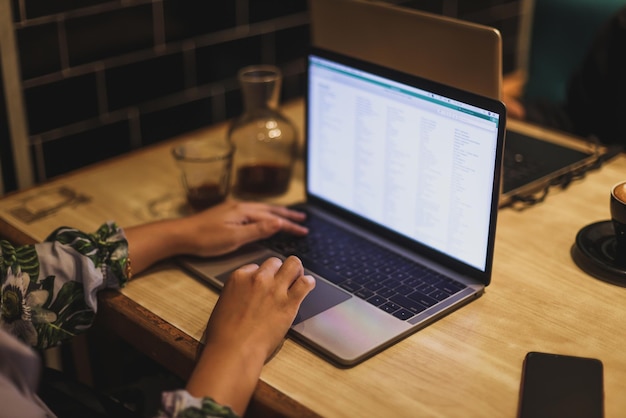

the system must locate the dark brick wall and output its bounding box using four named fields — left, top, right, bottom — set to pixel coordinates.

left=0, top=62, right=18, bottom=193
left=0, top=0, right=521, bottom=193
